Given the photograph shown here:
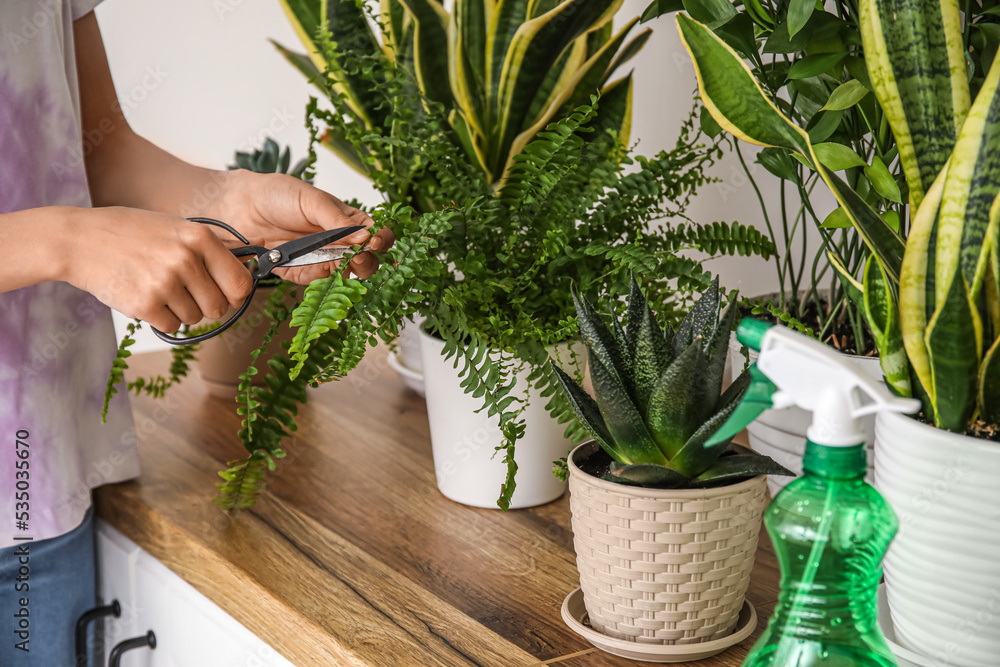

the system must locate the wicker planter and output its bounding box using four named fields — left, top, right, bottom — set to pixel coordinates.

left=568, top=442, right=768, bottom=644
